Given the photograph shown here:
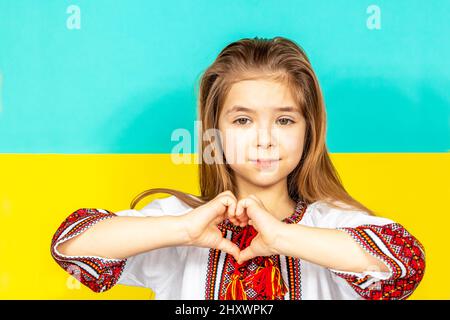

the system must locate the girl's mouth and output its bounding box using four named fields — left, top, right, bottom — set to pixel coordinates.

left=249, top=159, right=281, bottom=169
